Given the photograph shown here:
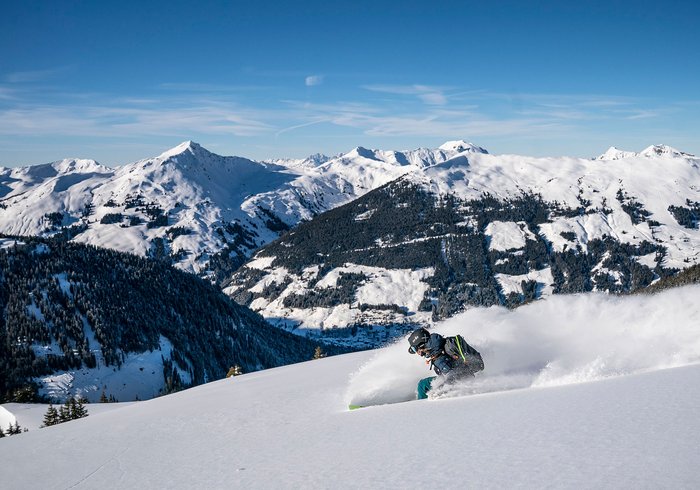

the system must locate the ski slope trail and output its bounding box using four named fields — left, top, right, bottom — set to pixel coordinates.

left=1, top=286, right=699, bottom=489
